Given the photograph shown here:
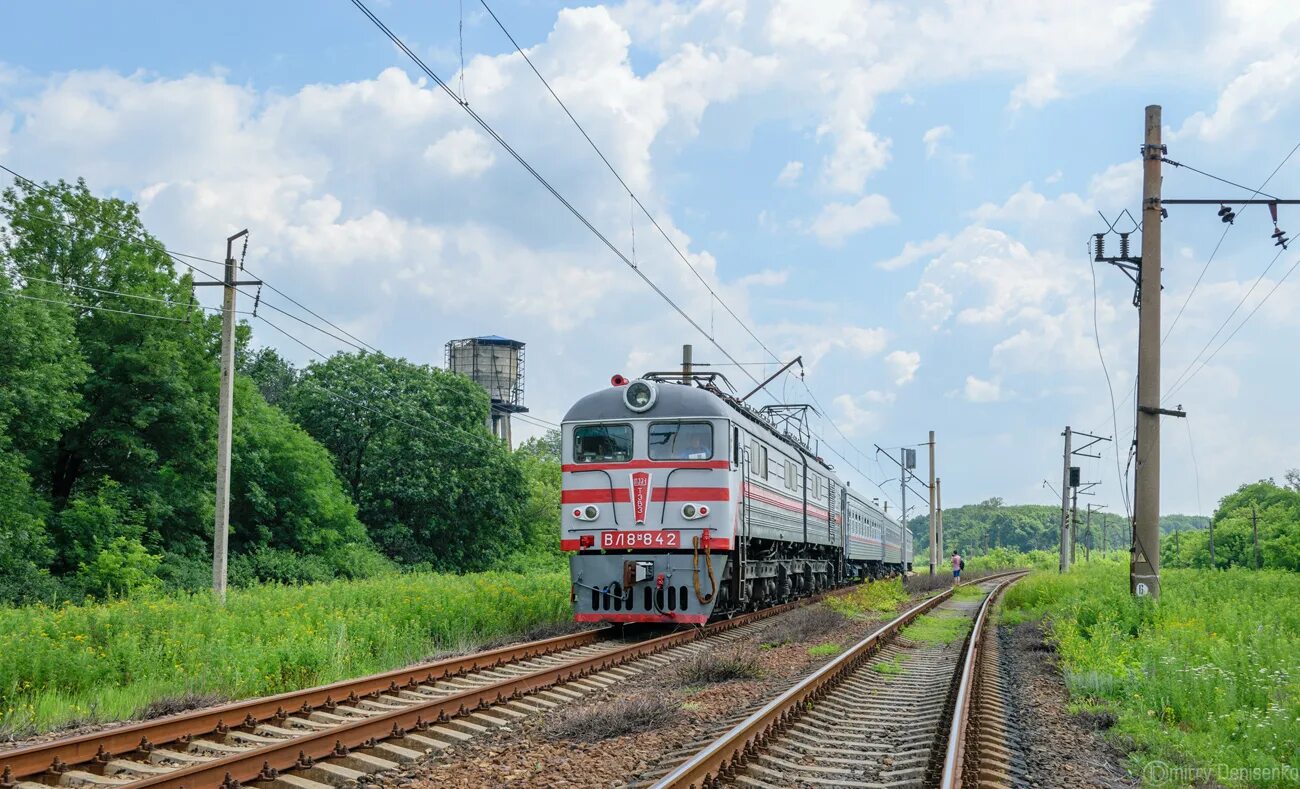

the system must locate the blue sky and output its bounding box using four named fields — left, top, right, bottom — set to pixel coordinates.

left=3, top=0, right=1299, bottom=523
